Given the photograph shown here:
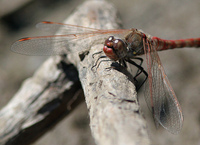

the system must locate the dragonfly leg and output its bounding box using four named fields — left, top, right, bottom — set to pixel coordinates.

left=119, top=59, right=127, bottom=68
left=133, top=57, right=144, bottom=75
left=104, top=59, right=127, bottom=71
left=92, top=50, right=103, bottom=58
left=125, top=59, right=148, bottom=91
left=91, top=55, right=111, bottom=71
